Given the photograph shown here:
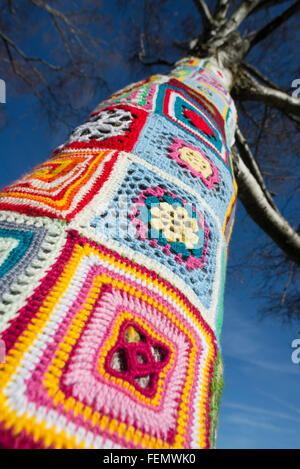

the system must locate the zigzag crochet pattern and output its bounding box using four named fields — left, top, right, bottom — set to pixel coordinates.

left=0, top=57, right=237, bottom=449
